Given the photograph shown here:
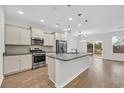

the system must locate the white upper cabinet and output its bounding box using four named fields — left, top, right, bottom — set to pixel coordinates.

left=32, top=28, right=44, bottom=38
left=44, top=33, right=49, bottom=46
left=44, top=33, right=54, bottom=46
left=55, top=32, right=66, bottom=40
left=5, top=25, right=20, bottom=45
left=49, top=34, right=54, bottom=46
left=20, top=29, right=31, bottom=45
left=5, top=25, right=31, bottom=45
left=55, top=32, right=60, bottom=40
left=61, top=33, right=66, bottom=40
